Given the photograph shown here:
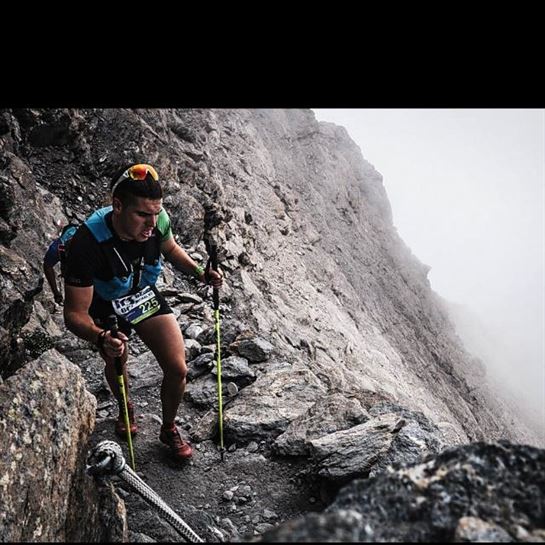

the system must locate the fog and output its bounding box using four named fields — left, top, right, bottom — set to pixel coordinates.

left=313, top=109, right=544, bottom=432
